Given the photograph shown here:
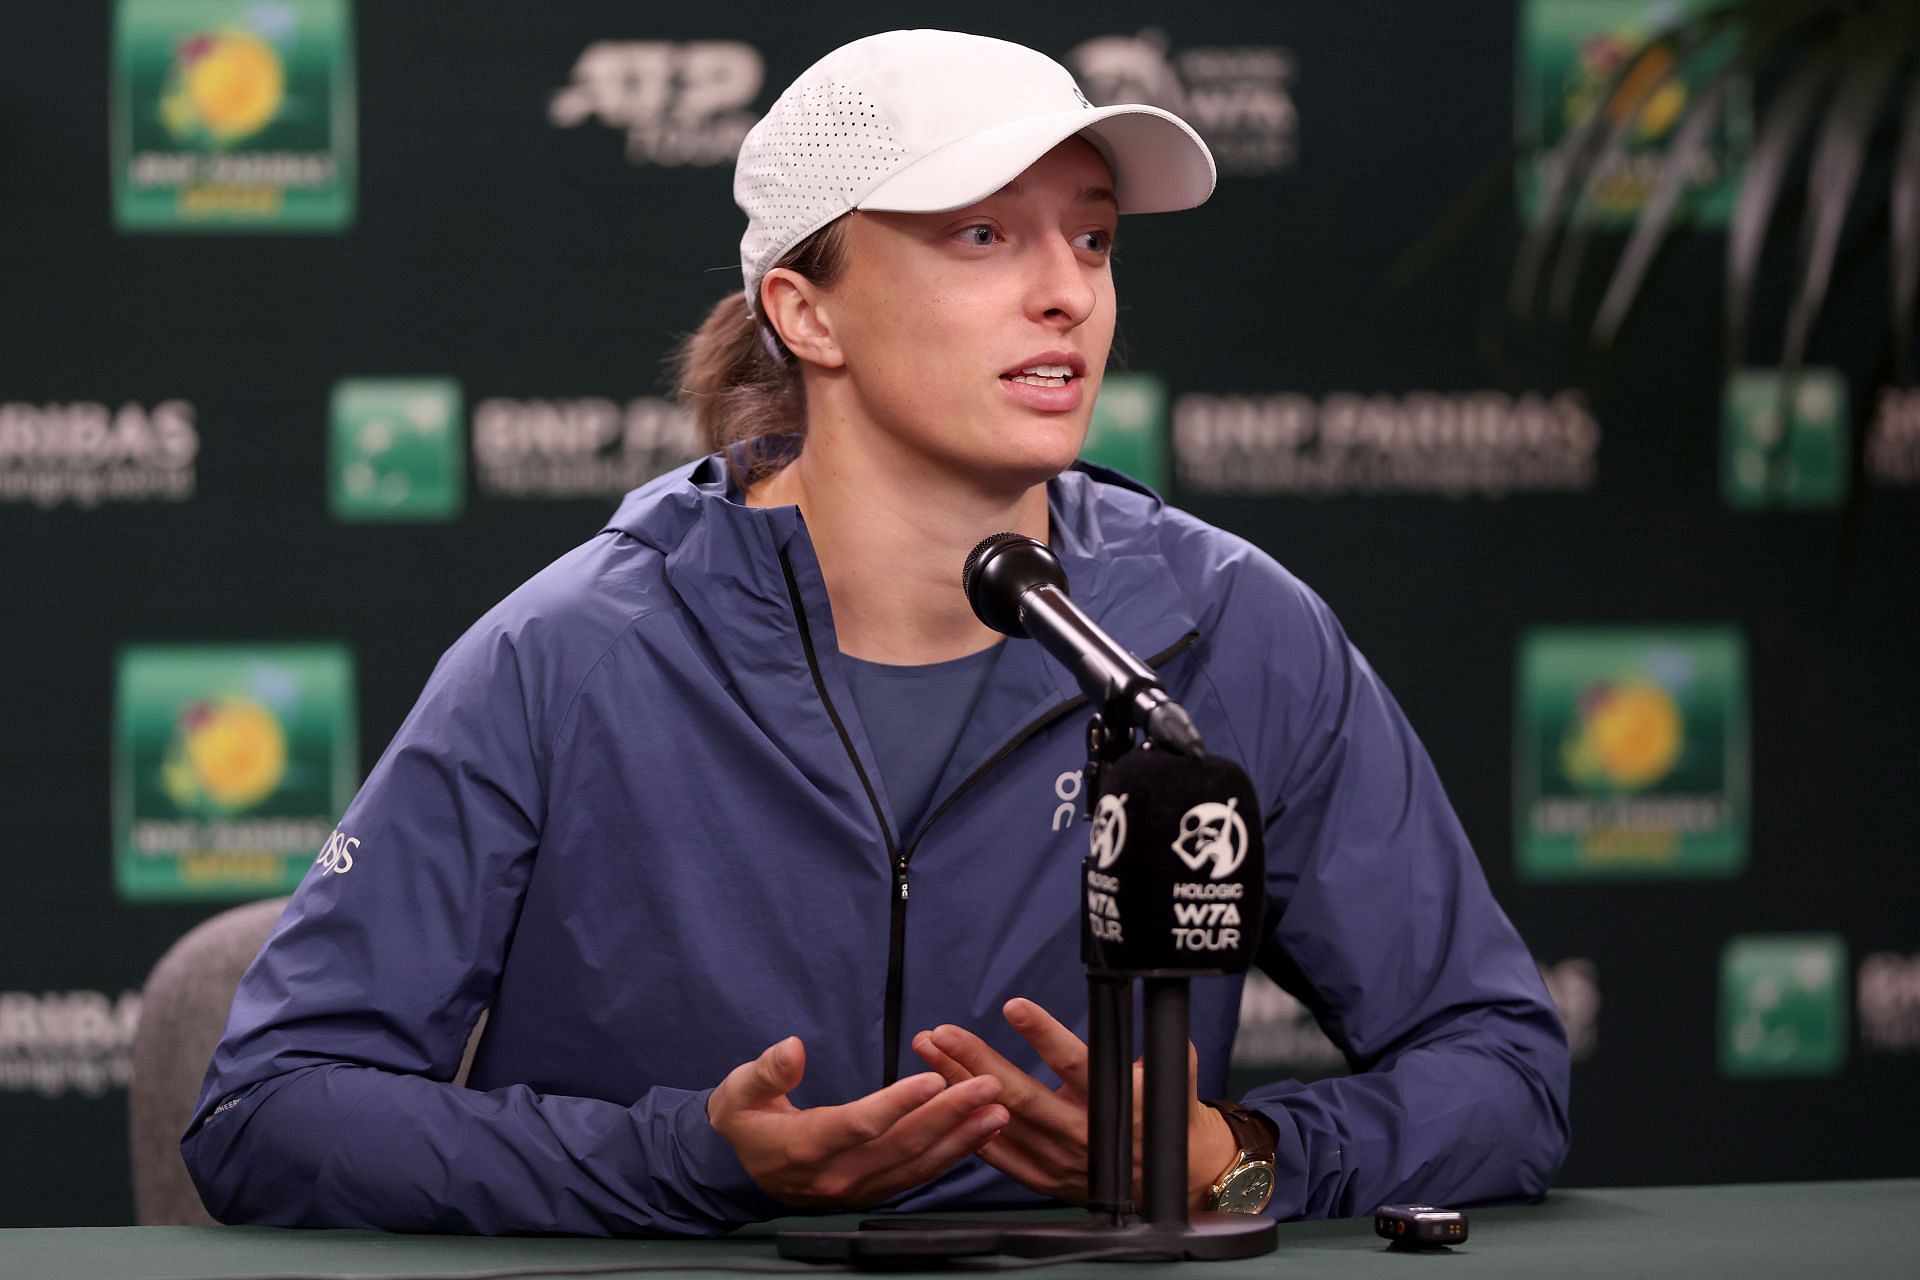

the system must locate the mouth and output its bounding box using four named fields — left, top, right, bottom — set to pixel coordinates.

left=1000, top=351, right=1087, bottom=389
